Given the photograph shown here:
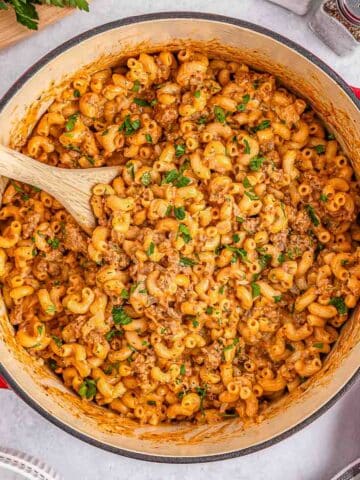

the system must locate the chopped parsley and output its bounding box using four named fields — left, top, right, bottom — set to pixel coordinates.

left=179, top=256, right=197, bottom=267
left=112, top=306, right=133, bottom=325
left=278, top=253, right=286, bottom=264
left=192, top=319, right=199, bottom=327
left=194, top=90, right=201, bottom=98
left=236, top=94, right=250, bottom=112
left=146, top=242, right=155, bottom=257
left=147, top=400, right=156, bottom=406
left=251, top=282, right=260, bottom=298
left=132, top=80, right=141, bottom=92
left=119, top=115, right=141, bottom=136
left=314, top=145, right=326, bottom=155
left=73, top=89, right=81, bottom=98
left=259, top=254, right=272, bottom=269
left=223, top=337, right=239, bottom=351
left=78, top=378, right=97, bottom=399
left=140, top=171, right=152, bottom=186
left=46, top=305, right=56, bottom=314
left=236, top=216, right=244, bottom=223
left=47, top=237, right=60, bottom=249
left=120, top=289, right=129, bottom=299
left=320, top=193, right=328, bottom=202
left=165, top=205, right=173, bottom=216
left=273, top=295, right=282, bottom=303
left=126, top=162, right=135, bottom=180
left=305, top=205, right=320, bottom=227
left=313, top=342, right=324, bottom=349
left=51, top=335, right=63, bottom=347
left=245, top=190, right=259, bottom=201
left=65, top=113, right=78, bottom=132
left=252, top=119, right=271, bottom=132
left=243, top=139, right=251, bottom=154
left=205, top=306, right=213, bottom=315
left=225, top=245, right=248, bottom=262
left=232, top=234, right=240, bottom=243
left=162, top=168, right=190, bottom=188
left=174, top=206, right=186, bottom=220
left=249, top=156, right=265, bottom=171
left=329, top=296, right=348, bottom=315
left=180, top=364, right=186, bottom=375
left=105, top=329, right=123, bottom=342
left=214, top=105, right=226, bottom=123
left=178, top=224, right=191, bottom=243
left=133, top=97, right=150, bottom=107
left=145, top=133, right=153, bottom=144
left=11, top=181, right=29, bottom=201
left=175, top=144, right=186, bottom=157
